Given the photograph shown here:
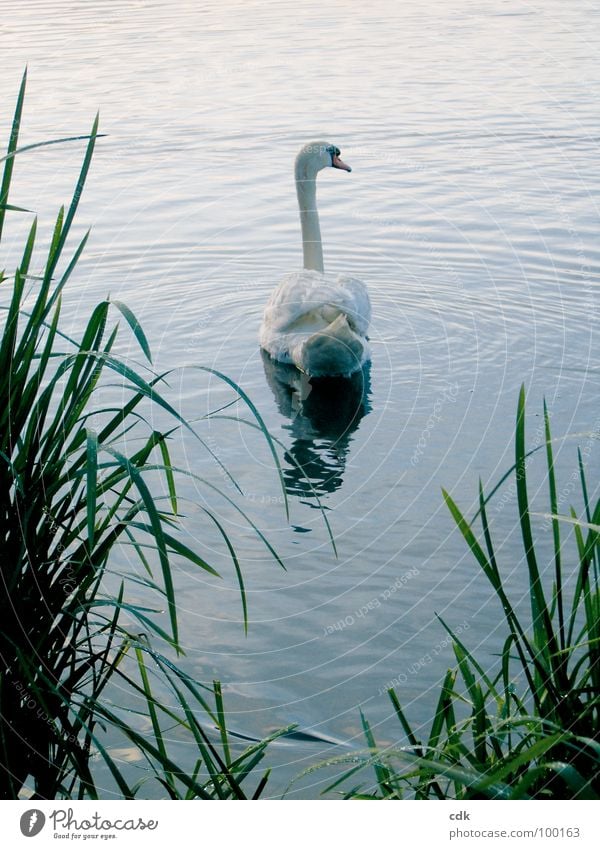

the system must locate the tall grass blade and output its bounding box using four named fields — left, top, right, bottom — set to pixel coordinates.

left=544, top=401, right=565, bottom=651
left=112, top=300, right=152, bottom=363
left=196, top=366, right=289, bottom=519
left=0, top=68, right=26, bottom=242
